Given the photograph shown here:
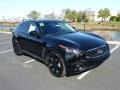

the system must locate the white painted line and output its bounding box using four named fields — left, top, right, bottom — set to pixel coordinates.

left=77, top=70, right=91, bottom=79
left=110, top=45, right=120, bottom=53
left=24, top=59, right=34, bottom=64
left=0, top=41, right=10, bottom=45
left=0, top=49, right=13, bottom=54
left=0, top=33, right=11, bottom=36
left=77, top=45, right=120, bottom=80
left=0, top=35, right=9, bottom=37
left=0, top=37, right=10, bottom=40
left=107, top=41, right=120, bottom=45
